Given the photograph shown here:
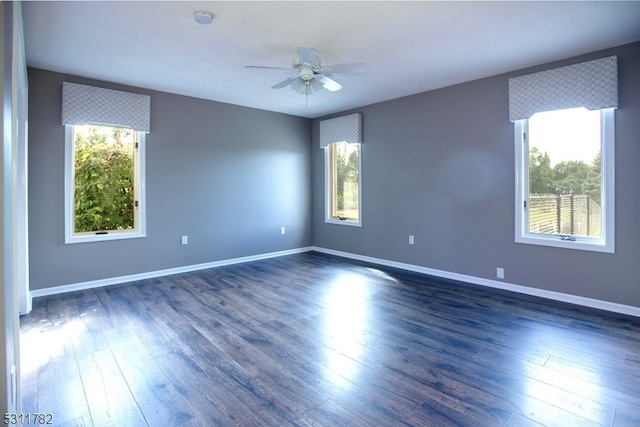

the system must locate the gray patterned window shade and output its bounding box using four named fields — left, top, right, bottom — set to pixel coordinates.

left=319, top=113, right=362, bottom=148
left=62, top=82, right=151, bottom=132
left=508, top=56, right=617, bottom=122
